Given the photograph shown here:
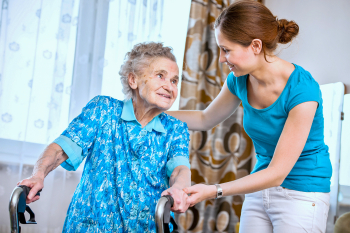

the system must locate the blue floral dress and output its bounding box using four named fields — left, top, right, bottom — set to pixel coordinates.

left=53, top=96, right=190, bottom=232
